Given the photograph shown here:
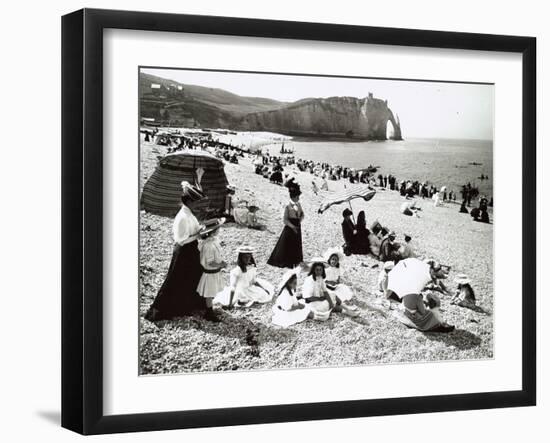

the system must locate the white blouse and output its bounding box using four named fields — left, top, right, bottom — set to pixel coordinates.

left=302, top=275, right=328, bottom=299
left=172, top=204, right=201, bottom=245
left=325, top=266, right=342, bottom=283
left=275, top=288, right=301, bottom=311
